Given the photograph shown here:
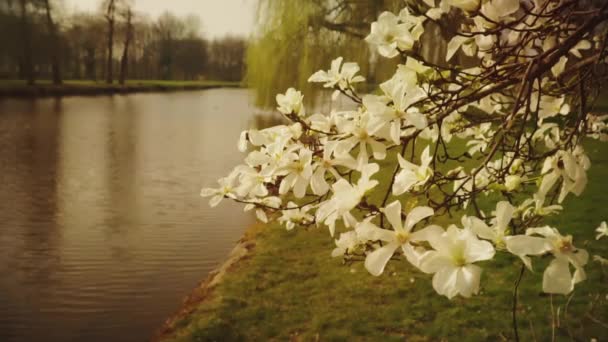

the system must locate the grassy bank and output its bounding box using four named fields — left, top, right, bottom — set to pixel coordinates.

left=159, top=140, right=608, bottom=341
left=0, top=80, right=242, bottom=98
